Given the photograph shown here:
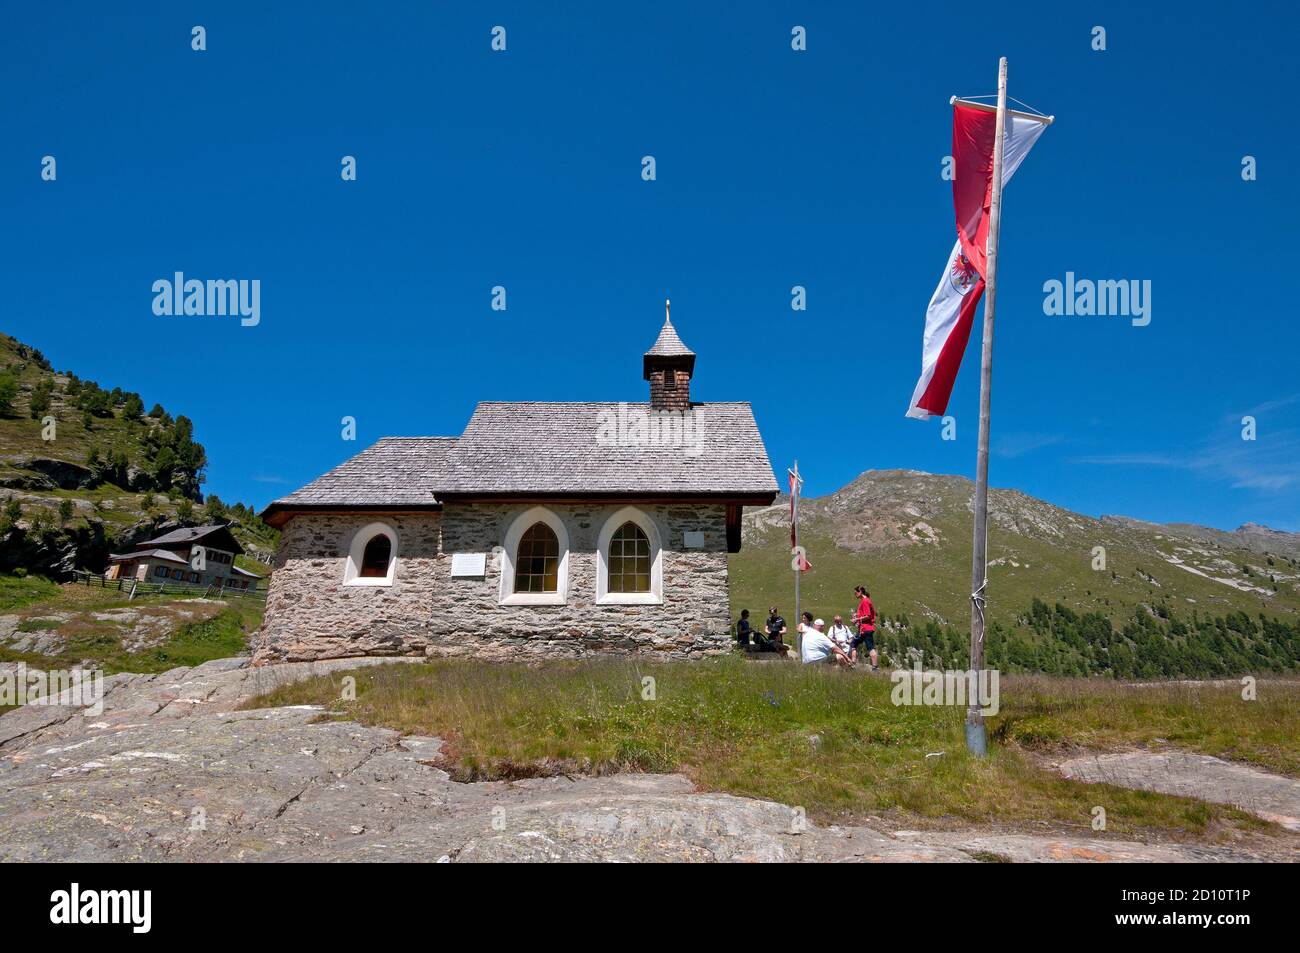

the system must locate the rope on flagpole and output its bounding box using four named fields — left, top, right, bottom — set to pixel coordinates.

left=971, top=531, right=989, bottom=648
left=954, top=92, right=1050, bottom=118
left=951, top=94, right=1053, bottom=124
left=970, top=577, right=987, bottom=648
